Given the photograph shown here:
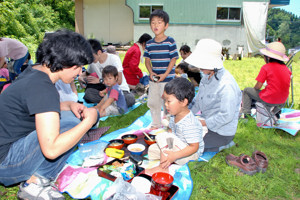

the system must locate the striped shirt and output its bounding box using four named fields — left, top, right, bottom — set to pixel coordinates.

left=169, top=111, right=204, bottom=157
left=144, top=36, right=179, bottom=82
